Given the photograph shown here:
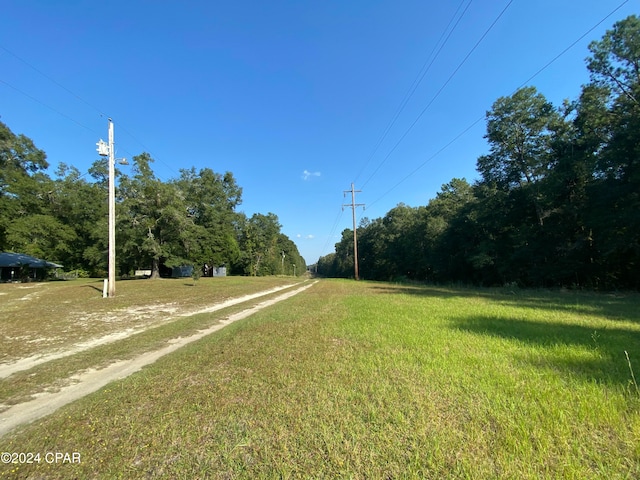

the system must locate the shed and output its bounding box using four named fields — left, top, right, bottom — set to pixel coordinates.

left=0, top=252, right=63, bottom=282
left=171, top=265, right=194, bottom=278
left=211, top=266, right=227, bottom=277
